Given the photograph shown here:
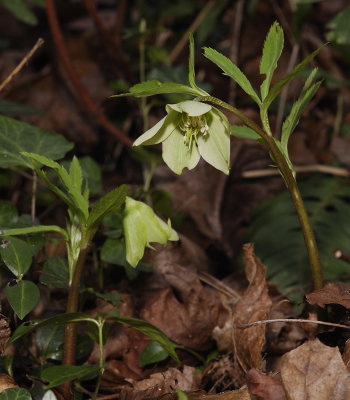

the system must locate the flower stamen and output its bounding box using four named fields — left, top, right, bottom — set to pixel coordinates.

left=179, top=114, right=209, bottom=148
